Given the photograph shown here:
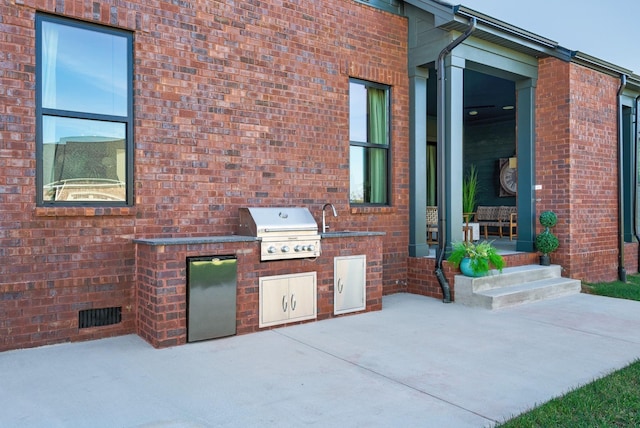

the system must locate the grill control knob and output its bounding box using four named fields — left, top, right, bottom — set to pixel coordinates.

left=307, top=244, right=315, bottom=252
left=267, top=246, right=277, bottom=254
left=281, top=245, right=290, bottom=253
left=294, top=245, right=303, bottom=252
